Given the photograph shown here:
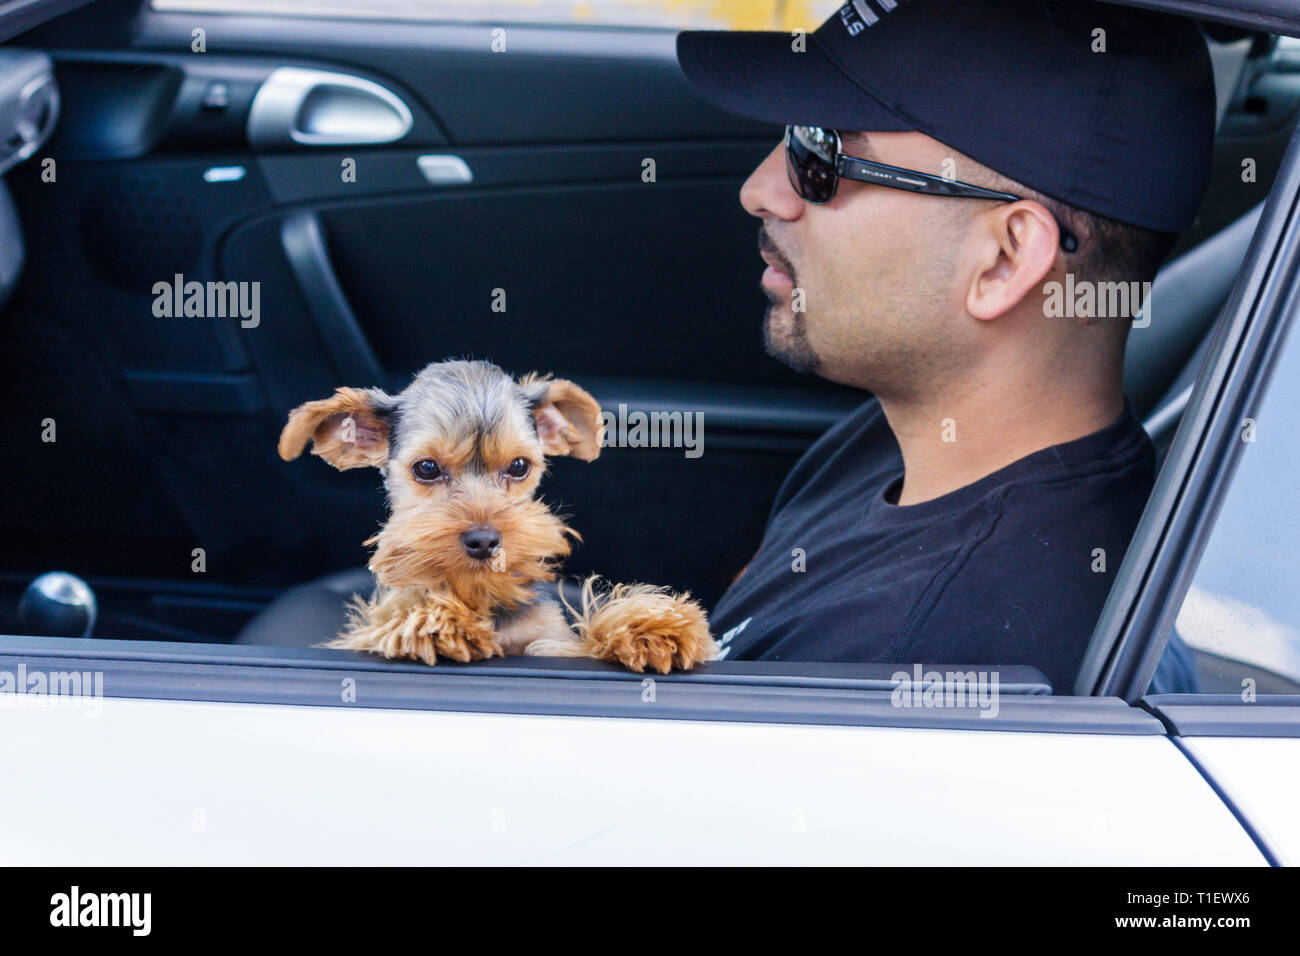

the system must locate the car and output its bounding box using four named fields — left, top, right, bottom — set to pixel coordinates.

left=0, top=0, right=1297, bottom=867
